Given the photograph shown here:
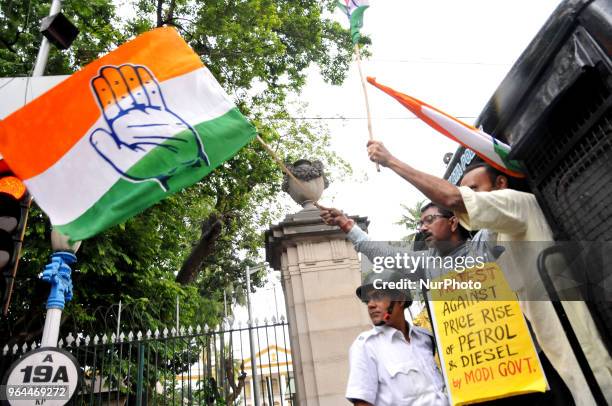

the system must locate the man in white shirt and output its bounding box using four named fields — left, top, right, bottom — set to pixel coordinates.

left=346, top=269, right=449, bottom=406
left=366, top=140, right=612, bottom=405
